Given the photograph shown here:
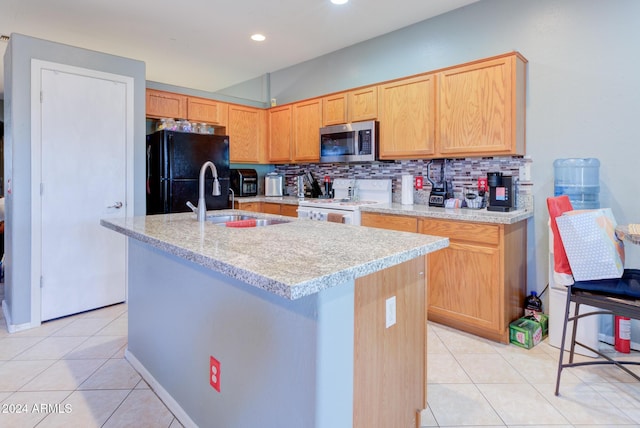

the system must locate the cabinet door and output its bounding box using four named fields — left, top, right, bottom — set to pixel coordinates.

left=378, top=75, right=436, bottom=159
left=268, top=105, right=293, bottom=163
left=426, top=241, right=501, bottom=331
left=146, top=89, right=187, bottom=119
left=437, top=54, right=525, bottom=156
left=322, top=93, right=347, bottom=126
left=292, top=99, right=322, bottom=162
left=228, top=105, right=266, bottom=163
left=348, top=86, right=377, bottom=122
left=187, top=97, right=229, bottom=126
